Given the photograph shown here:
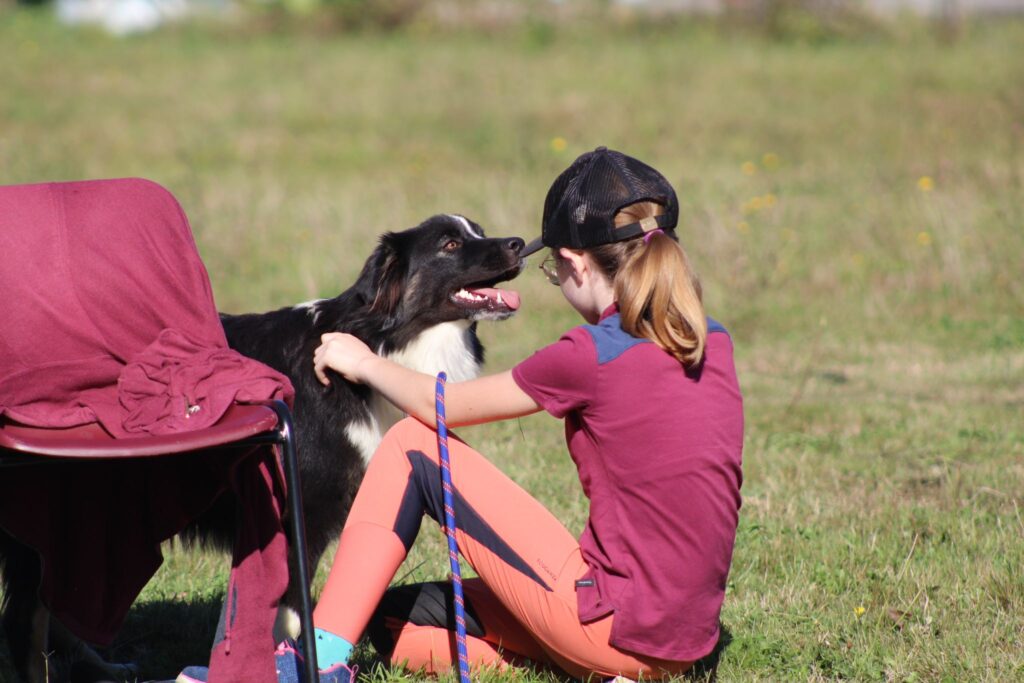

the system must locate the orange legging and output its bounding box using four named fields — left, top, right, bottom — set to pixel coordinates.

left=313, top=418, right=691, bottom=679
